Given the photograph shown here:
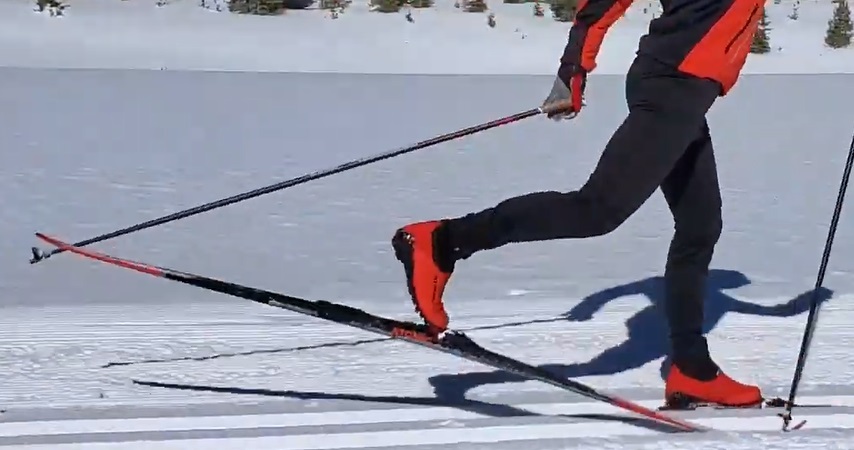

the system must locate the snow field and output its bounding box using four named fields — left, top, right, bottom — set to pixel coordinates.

left=0, top=0, right=851, bottom=74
